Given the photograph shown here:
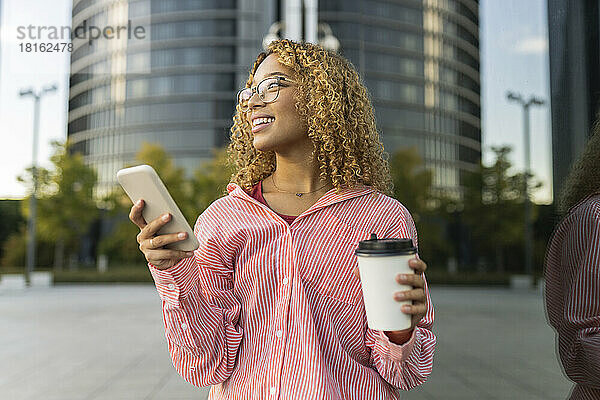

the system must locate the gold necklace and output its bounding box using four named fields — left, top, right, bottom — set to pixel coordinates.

left=271, top=175, right=330, bottom=197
